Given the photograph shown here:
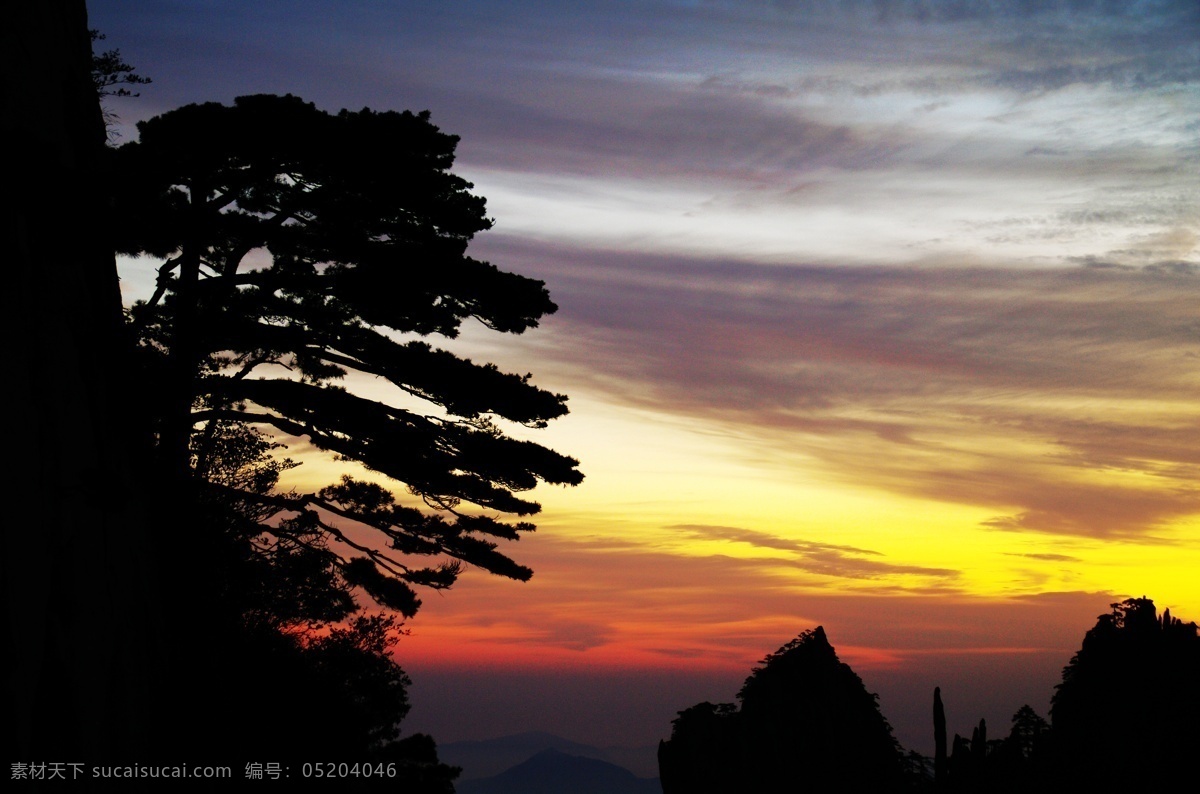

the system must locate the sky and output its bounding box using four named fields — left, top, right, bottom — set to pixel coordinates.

left=90, top=0, right=1198, bottom=761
